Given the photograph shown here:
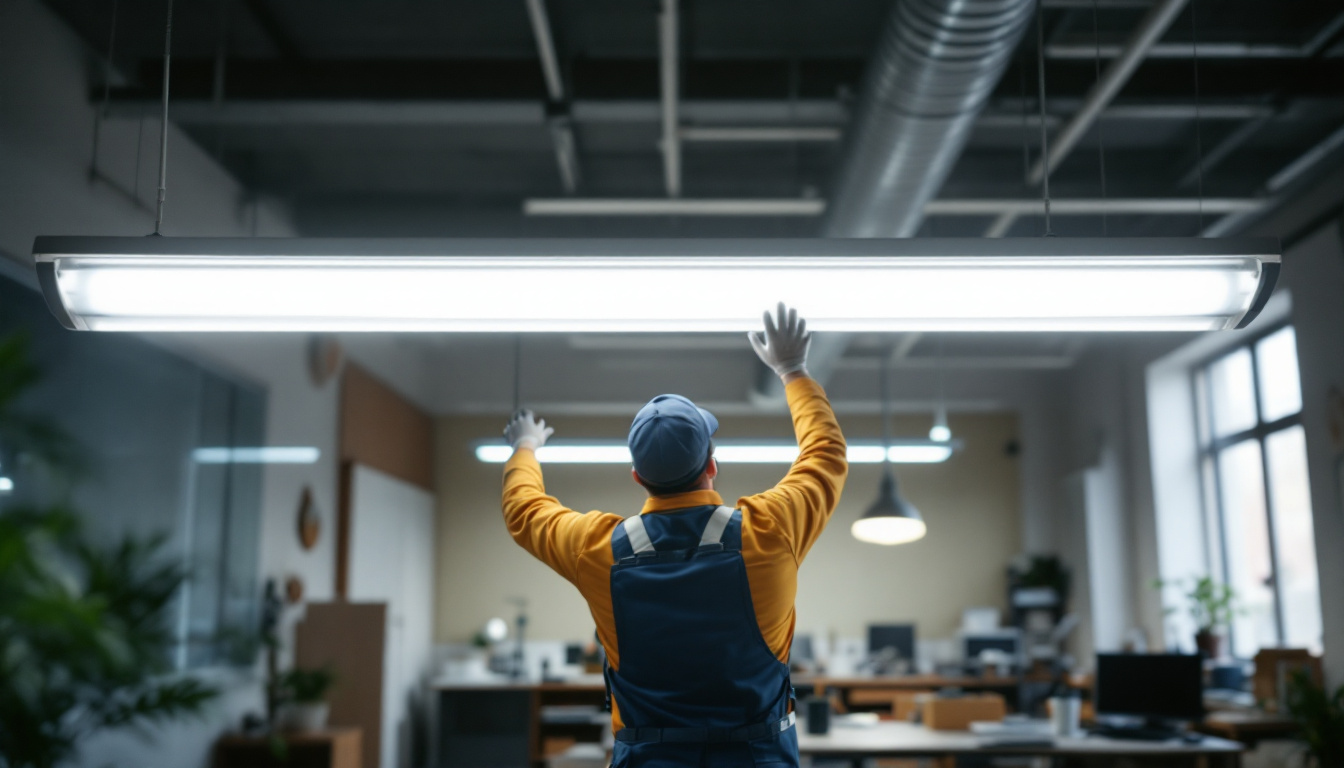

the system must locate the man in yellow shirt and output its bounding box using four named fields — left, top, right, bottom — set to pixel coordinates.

left=501, top=303, right=847, bottom=767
